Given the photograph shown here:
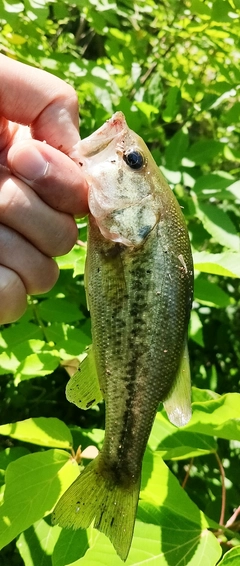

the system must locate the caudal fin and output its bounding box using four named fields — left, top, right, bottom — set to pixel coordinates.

left=52, top=455, right=140, bottom=561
